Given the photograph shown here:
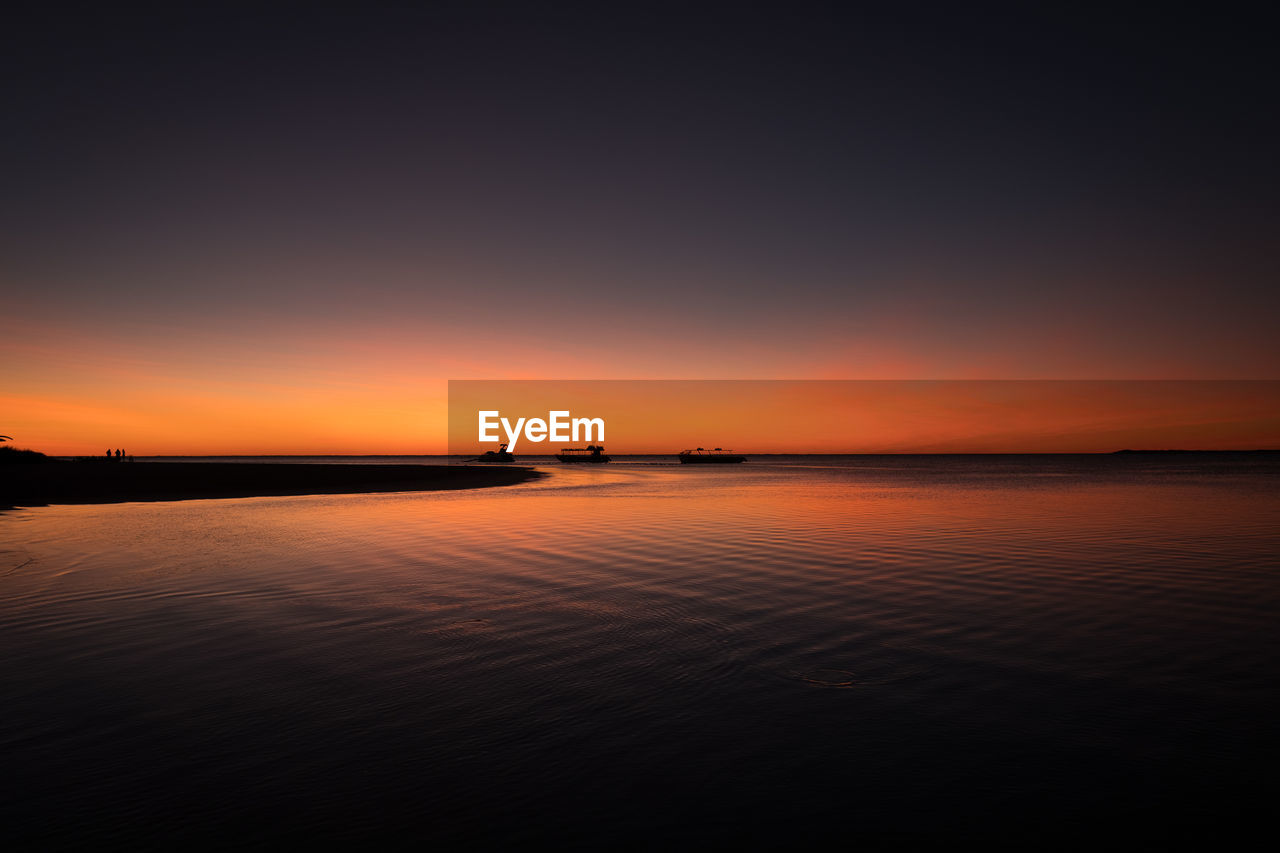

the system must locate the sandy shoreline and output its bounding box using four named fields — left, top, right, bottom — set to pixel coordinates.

left=1, top=462, right=542, bottom=509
